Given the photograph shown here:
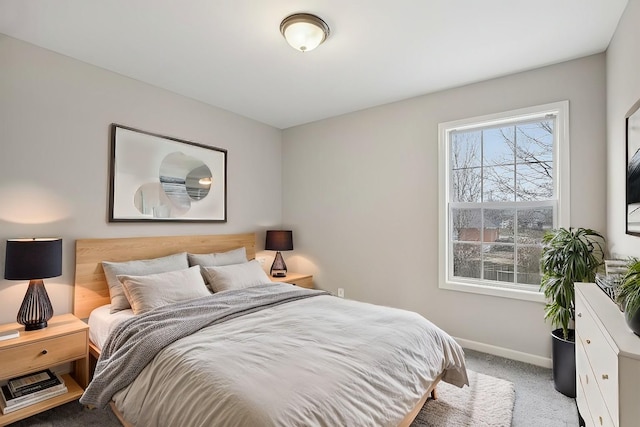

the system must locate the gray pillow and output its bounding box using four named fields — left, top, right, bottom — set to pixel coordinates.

left=202, top=260, right=271, bottom=293
left=118, top=266, right=210, bottom=315
left=102, top=252, right=189, bottom=313
left=188, top=247, right=248, bottom=290
left=187, top=247, right=247, bottom=267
